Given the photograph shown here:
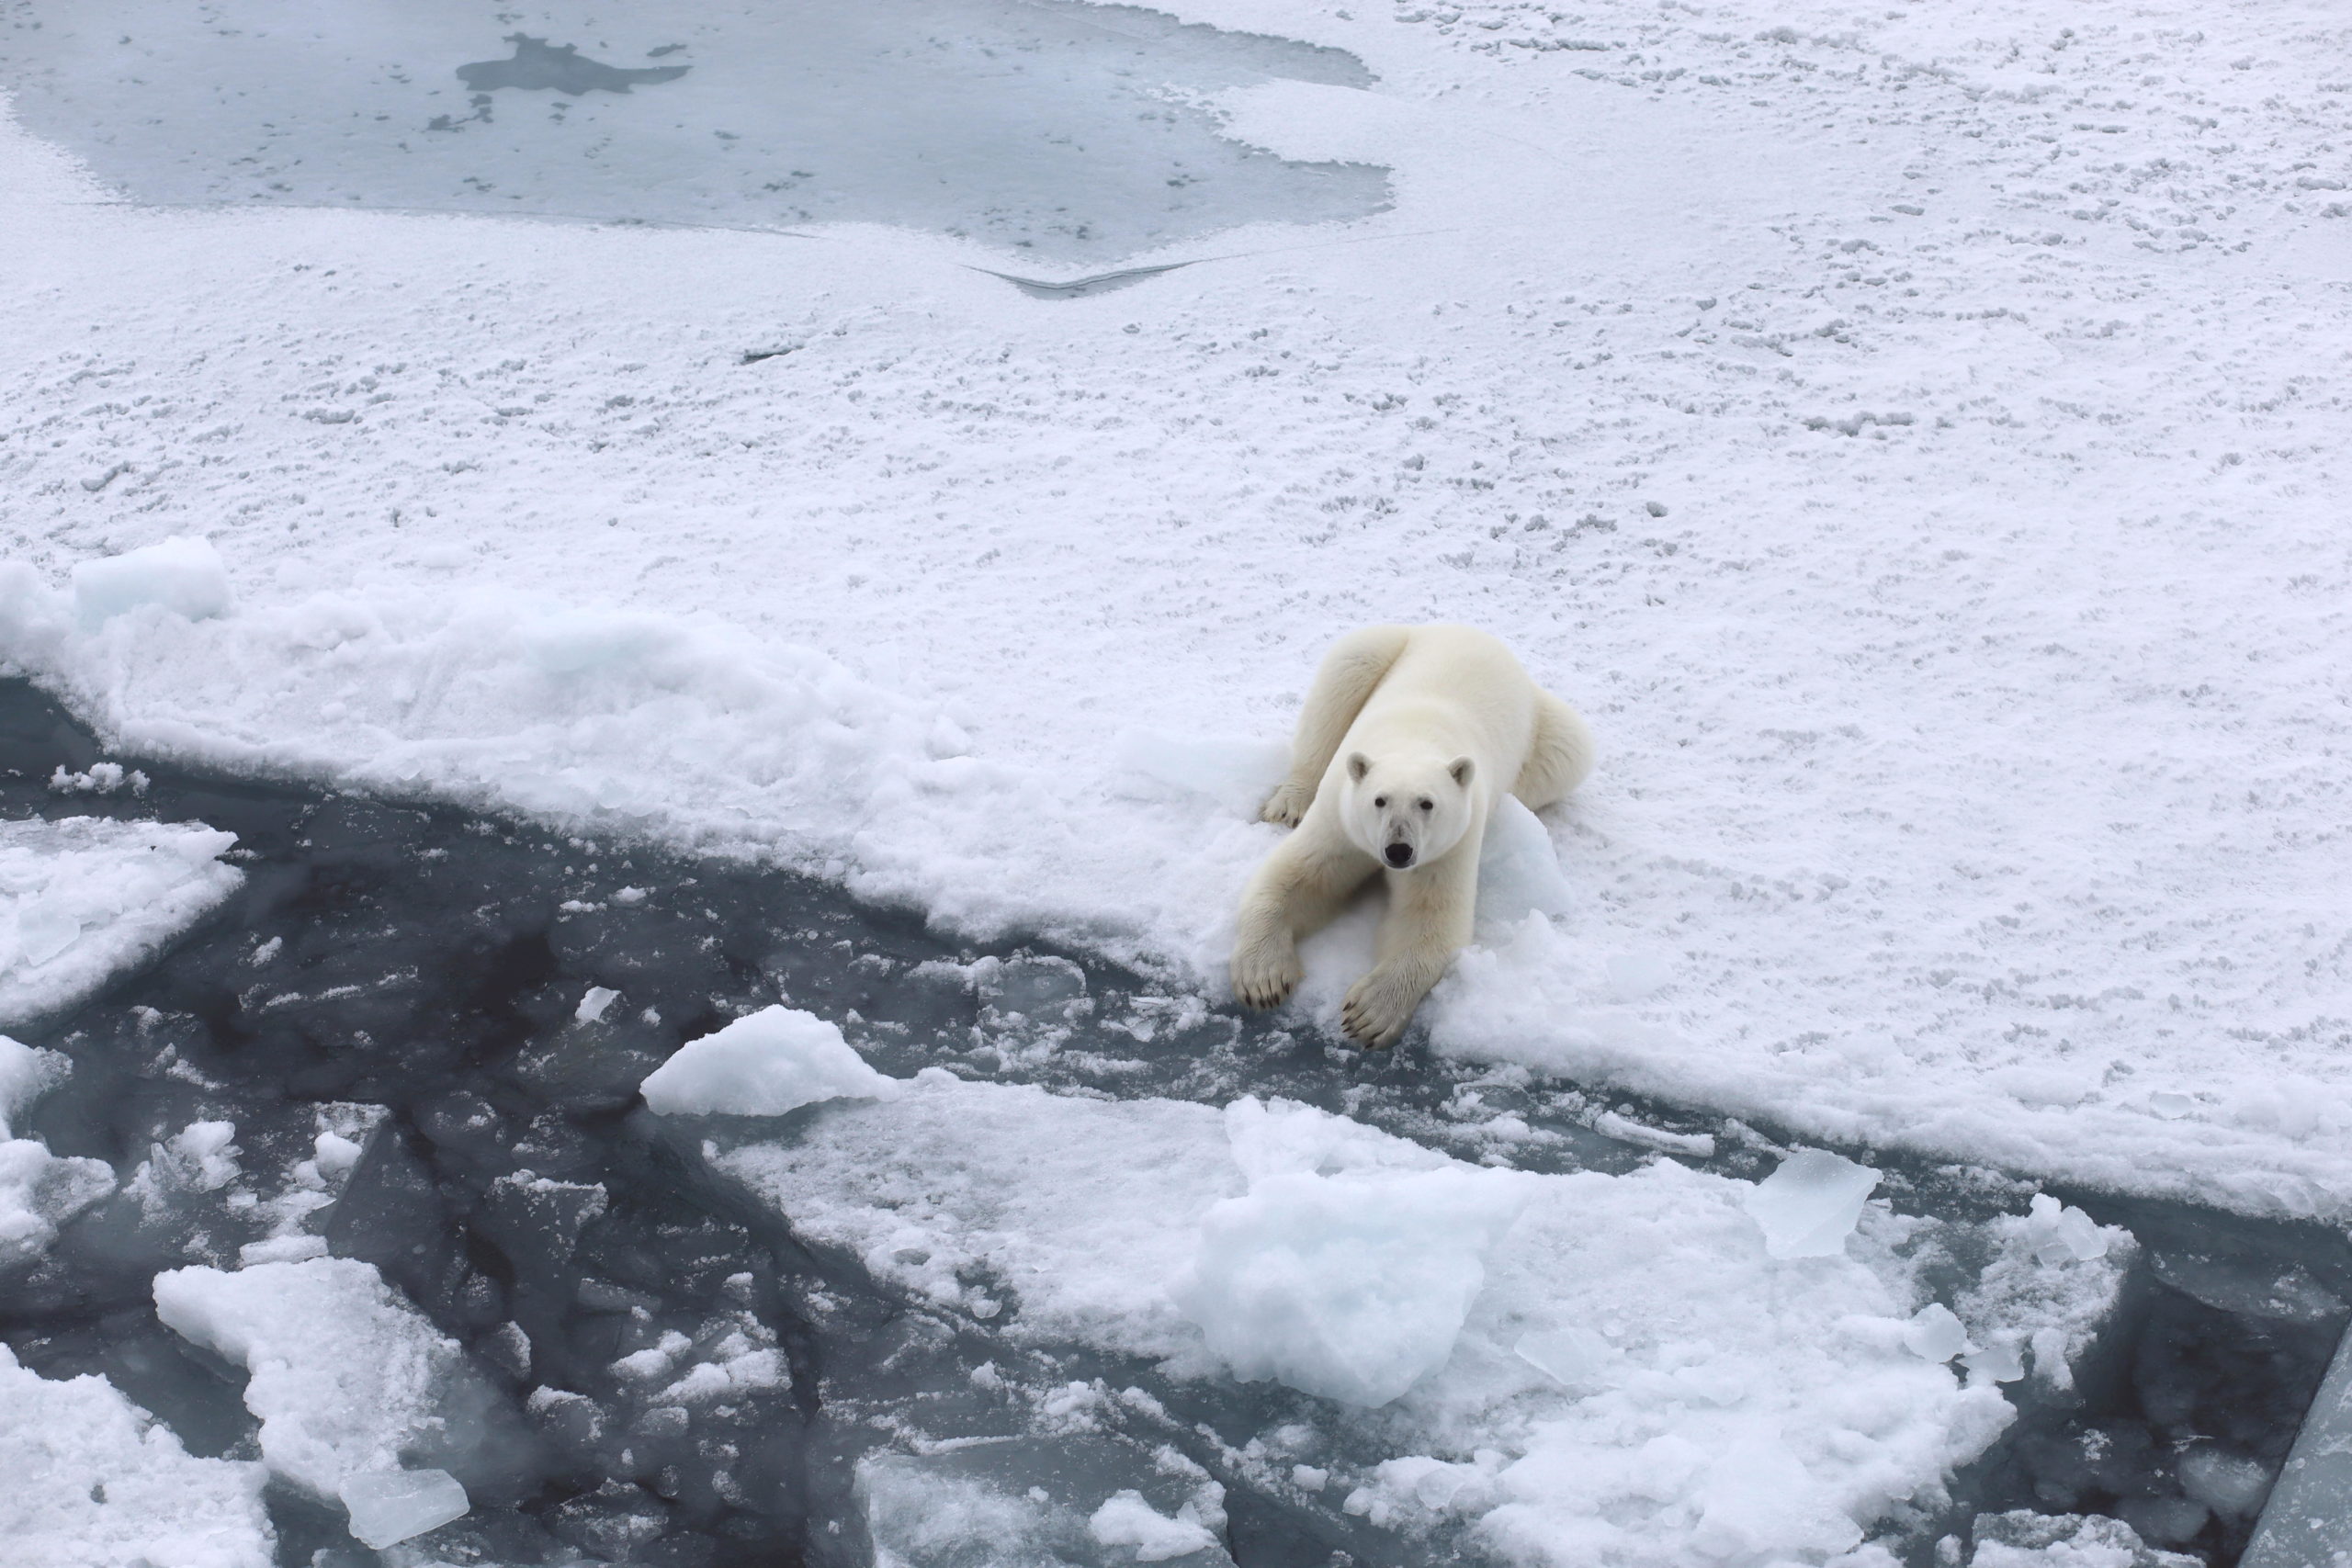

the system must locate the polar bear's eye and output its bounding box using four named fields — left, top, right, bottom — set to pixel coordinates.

left=1373, top=795, right=1387, bottom=808
left=1417, top=797, right=1433, bottom=811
